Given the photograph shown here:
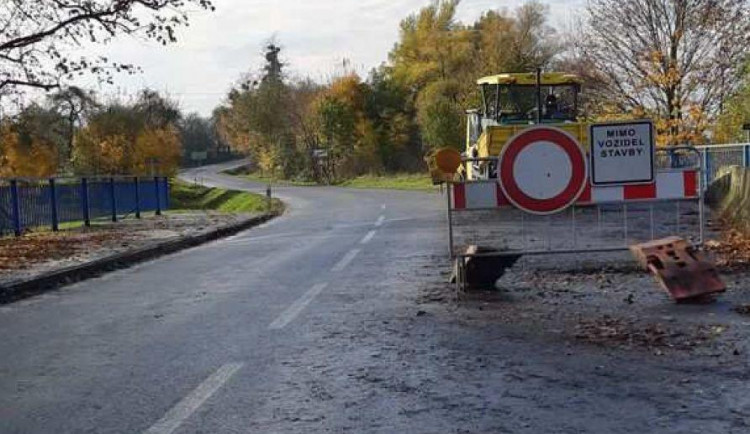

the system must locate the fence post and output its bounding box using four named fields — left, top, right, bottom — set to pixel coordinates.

left=744, top=144, right=750, bottom=168
left=701, top=150, right=711, bottom=190
left=154, top=176, right=162, bottom=216
left=49, top=178, right=59, bottom=232
left=163, top=177, right=170, bottom=210
left=110, top=177, right=117, bottom=223
left=134, top=176, right=141, bottom=219
left=81, top=177, right=90, bottom=227
left=10, top=179, right=21, bottom=237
